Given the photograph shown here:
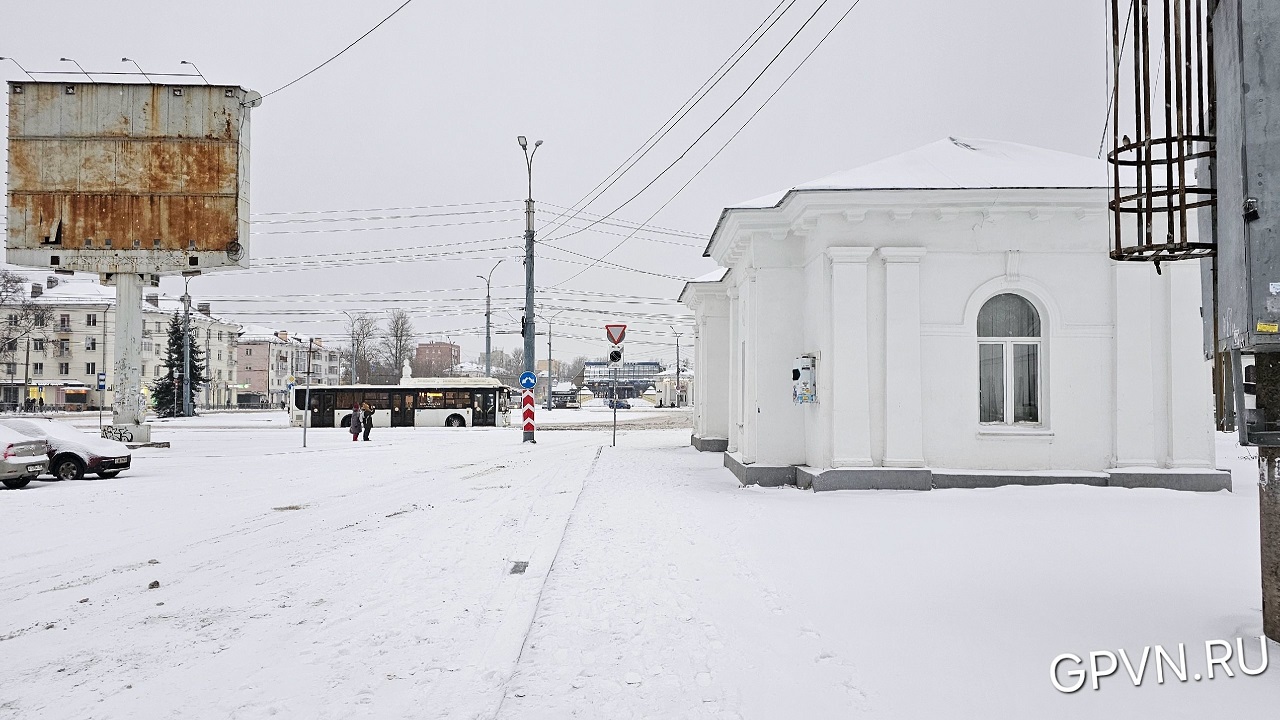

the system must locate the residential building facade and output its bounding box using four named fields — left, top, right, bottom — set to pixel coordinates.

left=1, top=272, right=240, bottom=410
